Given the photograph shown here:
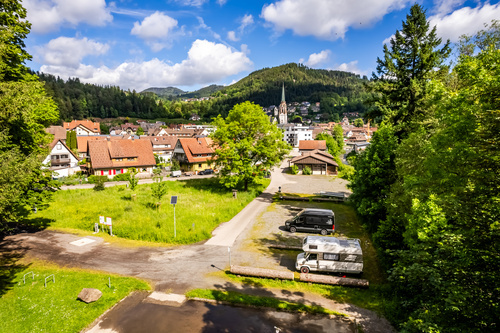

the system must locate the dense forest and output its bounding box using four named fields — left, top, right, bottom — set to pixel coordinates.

left=349, top=7, right=499, bottom=332
left=37, top=63, right=374, bottom=124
